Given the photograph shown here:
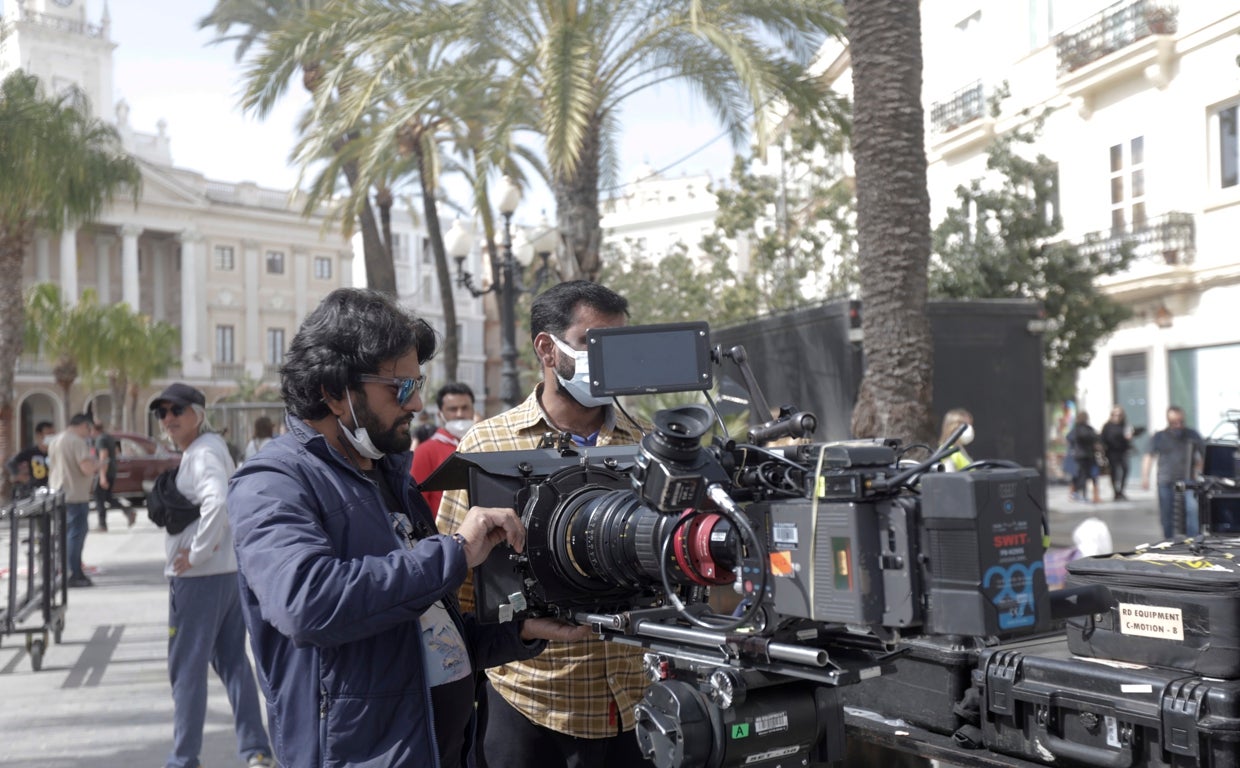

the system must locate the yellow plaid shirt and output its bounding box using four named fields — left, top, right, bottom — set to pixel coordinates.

left=437, top=386, right=650, bottom=738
